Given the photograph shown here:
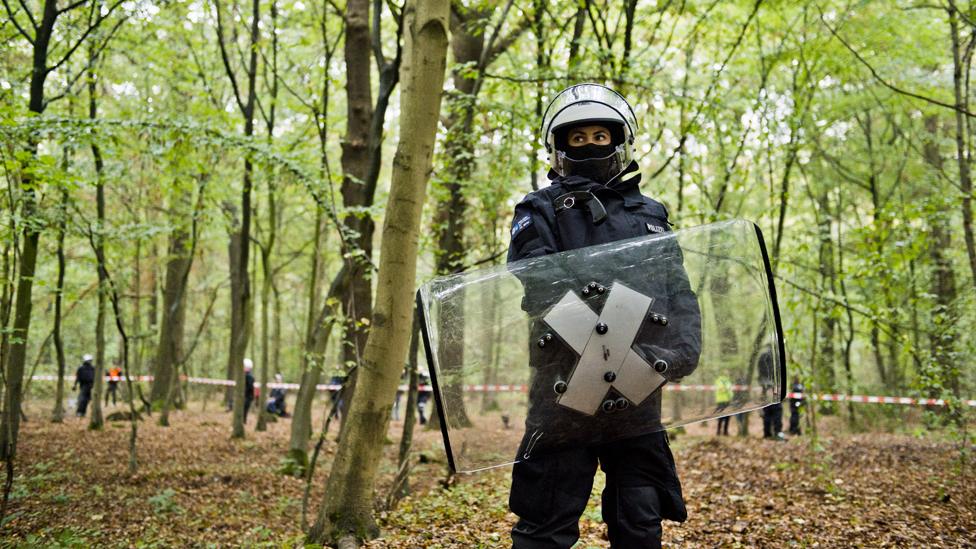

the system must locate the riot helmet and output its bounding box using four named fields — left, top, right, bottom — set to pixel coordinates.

left=541, top=83, right=637, bottom=183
